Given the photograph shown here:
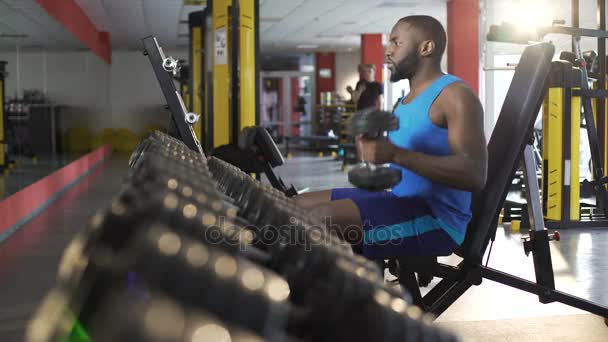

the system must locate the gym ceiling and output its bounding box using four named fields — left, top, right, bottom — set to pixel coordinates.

left=0, top=0, right=444, bottom=52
